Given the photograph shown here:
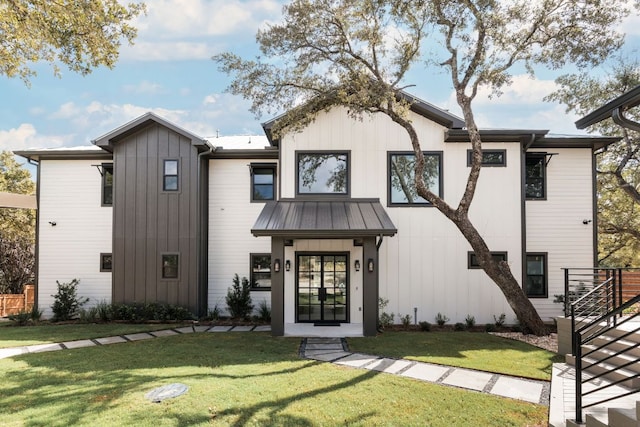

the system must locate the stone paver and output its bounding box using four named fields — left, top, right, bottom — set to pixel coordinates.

left=150, top=329, right=179, bottom=337
left=305, top=343, right=343, bottom=350
left=26, top=343, right=64, bottom=353
left=442, top=368, right=493, bottom=391
left=401, top=362, right=450, bottom=382
left=491, top=376, right=544, bottom=404
left=175, top=327, right=195, bottom=334
left=230, top=326, right=254, bottom=332
left=306, top=350, right=351, bottom=362
left=193, top=325, right=211, bottom=333
left=0, top=347, right=27, bottom=359
left=253, top=325, right=271, bottom=332
left=367, top=358, right=413, bottom=374
left=123, top=333, right=155, bottom=342
left=95, top=336, right=127, bottom=345
left=208, top=326, right=232, bottom=332
left=335, top=353, right=378, bottom=368
left=62, top=339, right=97, bottom=349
